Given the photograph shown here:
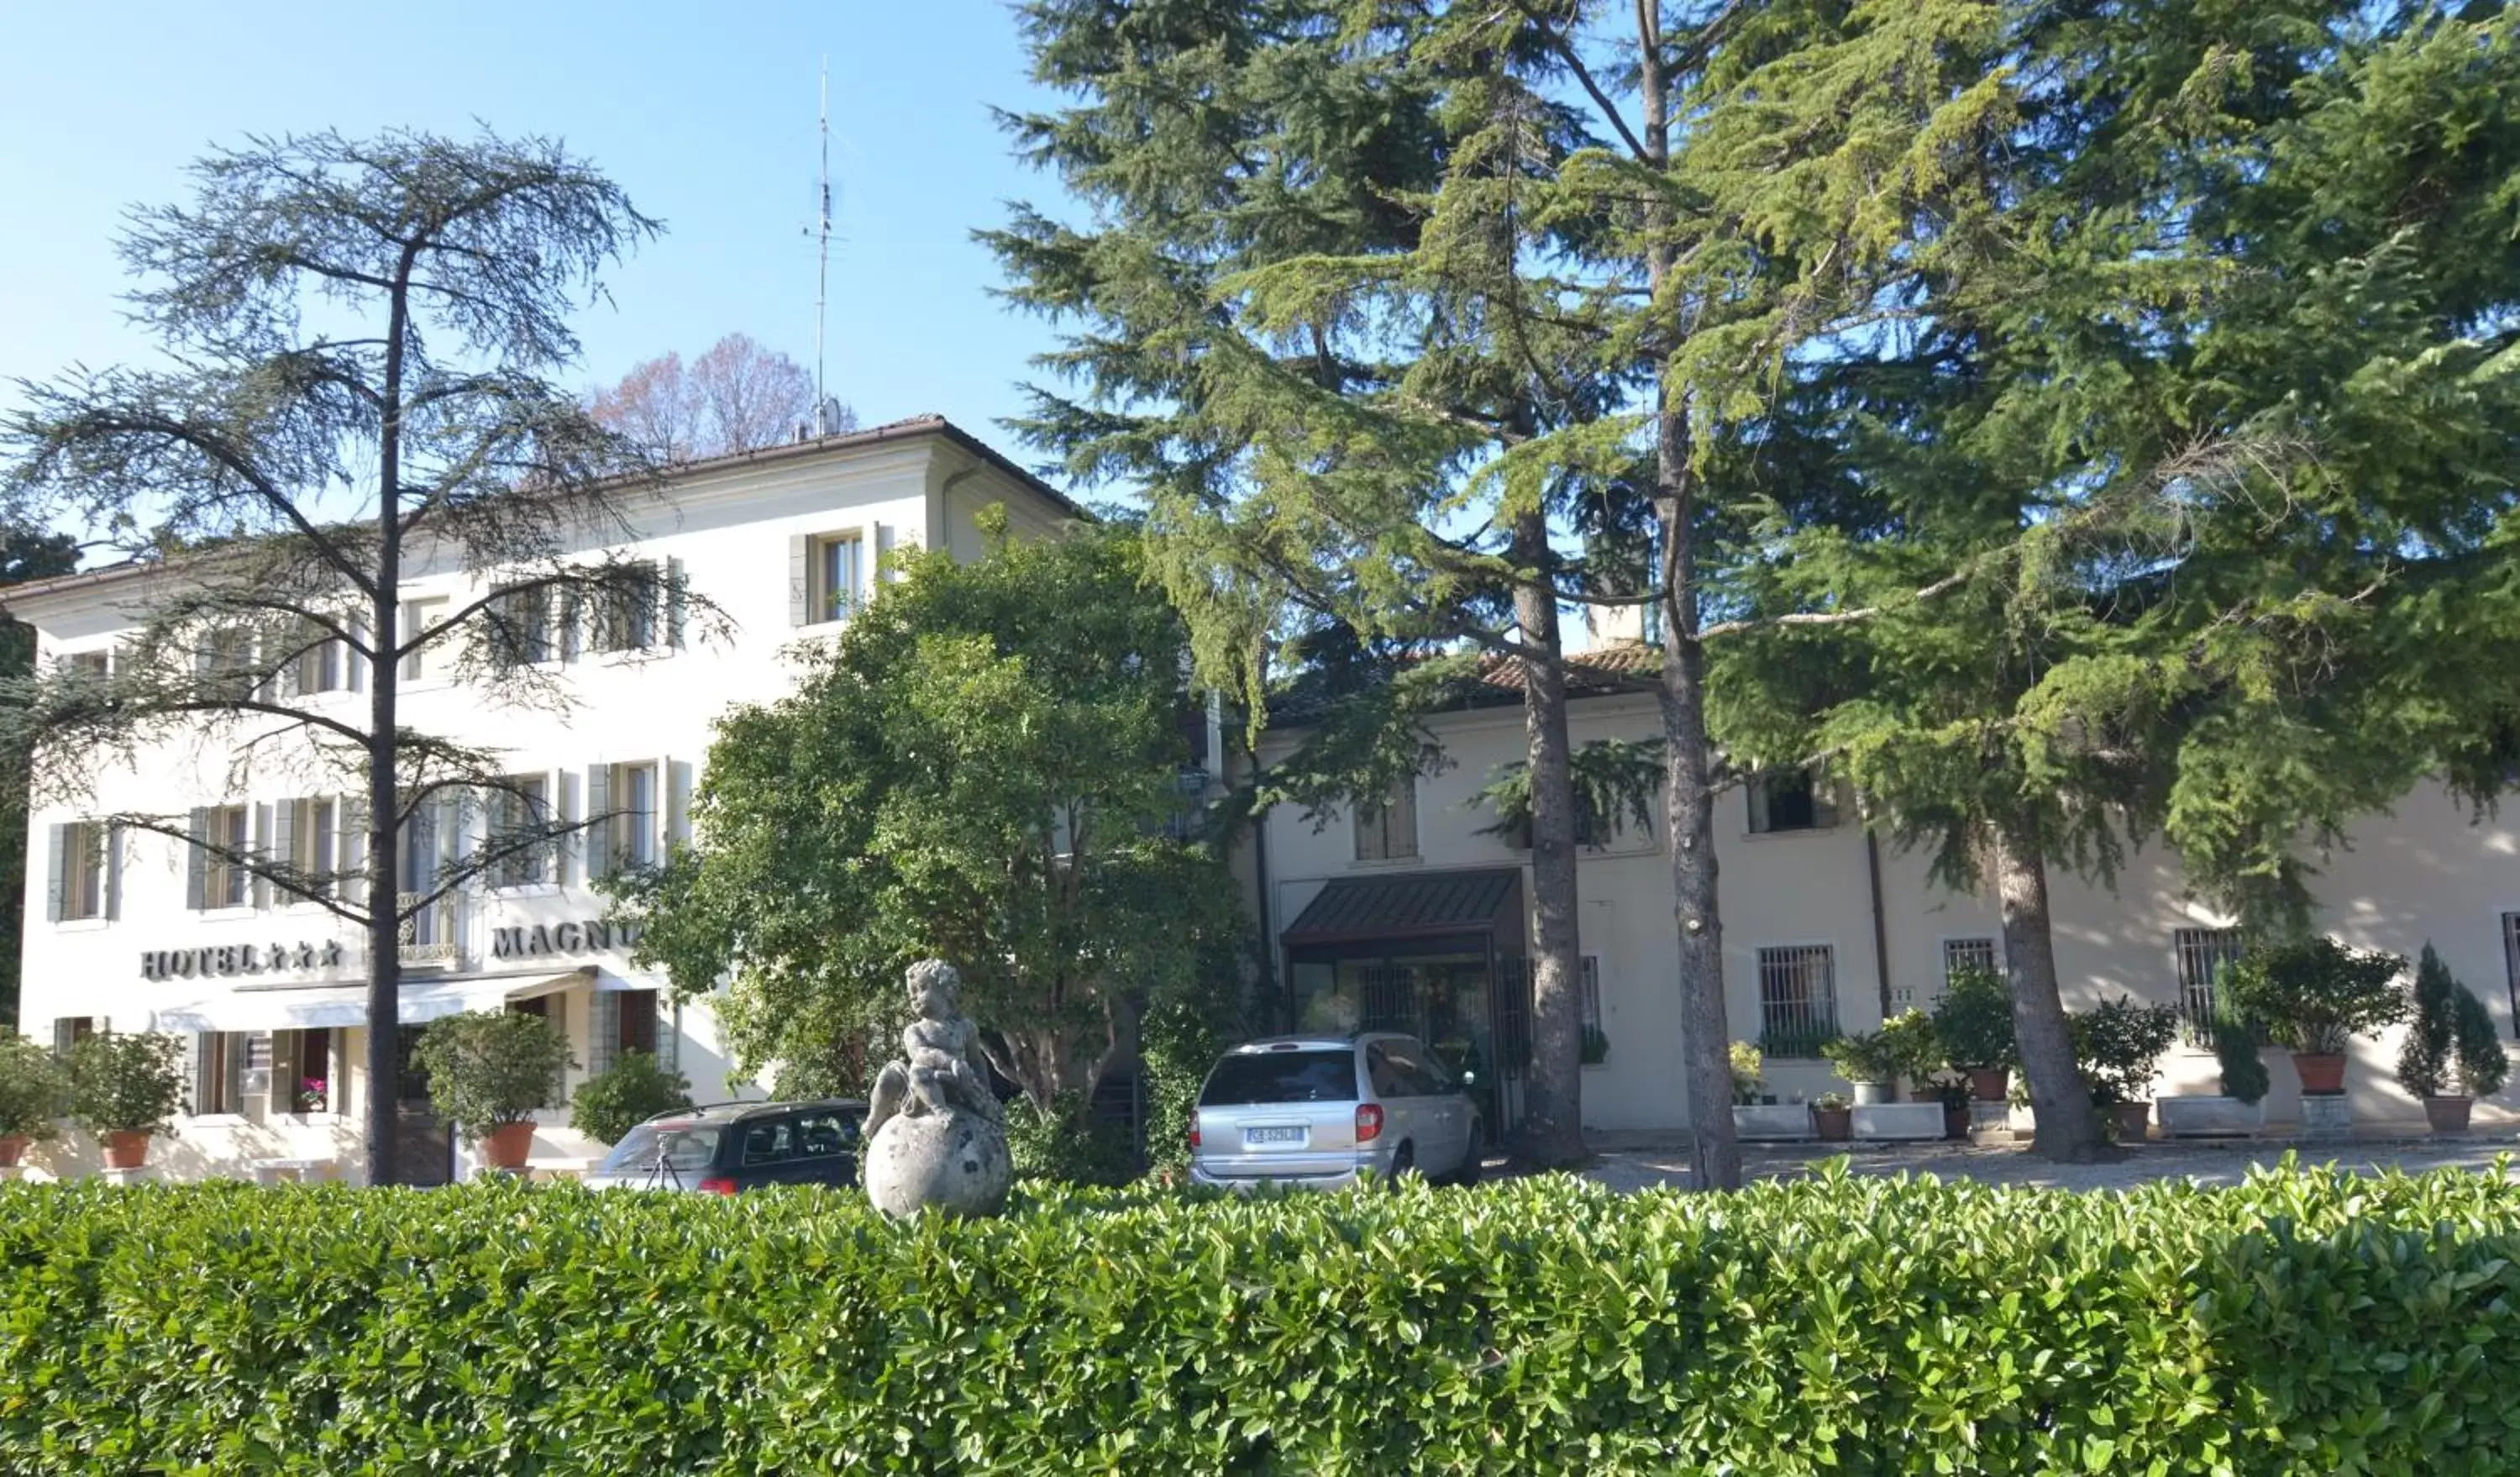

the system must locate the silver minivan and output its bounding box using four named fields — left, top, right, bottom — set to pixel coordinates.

left=1189, top=1033, right=1483, bottom=1191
